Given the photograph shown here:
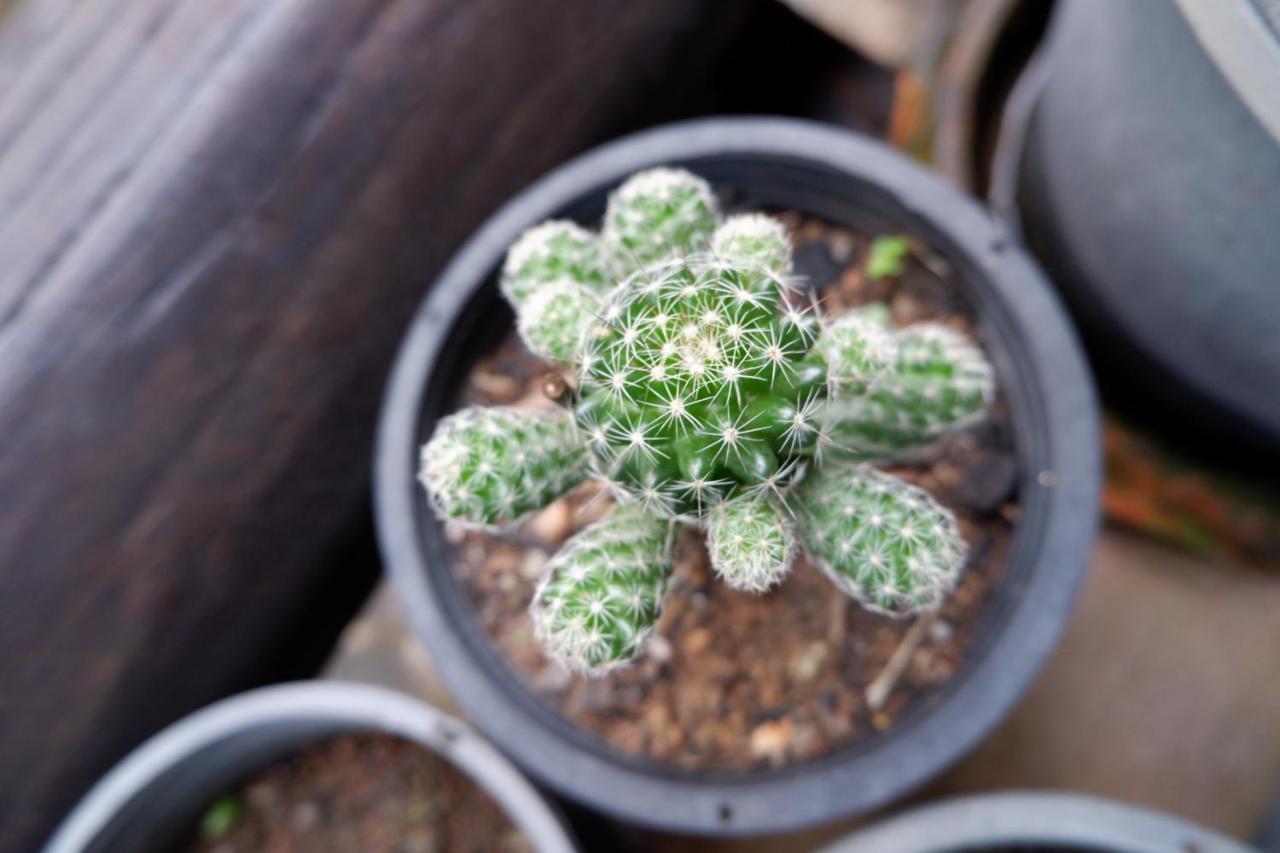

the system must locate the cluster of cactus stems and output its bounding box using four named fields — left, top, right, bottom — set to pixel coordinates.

left=420, top=167, right=995, bottom=674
